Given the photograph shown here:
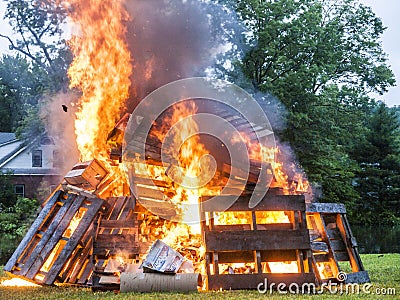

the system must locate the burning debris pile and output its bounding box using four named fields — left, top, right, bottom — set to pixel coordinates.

left=2, top=103, right=370, bottom=291
left=2, top=0, right=370, bottom=292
